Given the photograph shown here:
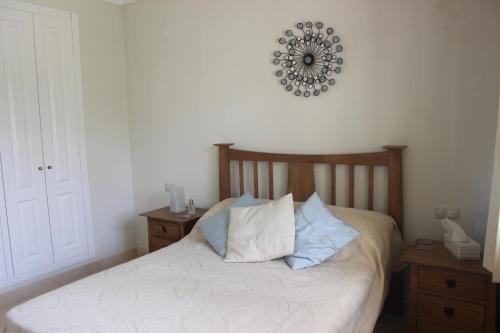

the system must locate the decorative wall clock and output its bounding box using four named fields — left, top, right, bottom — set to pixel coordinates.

left=273, top=21, right=343, bottom=97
